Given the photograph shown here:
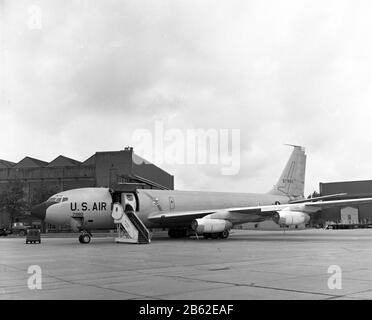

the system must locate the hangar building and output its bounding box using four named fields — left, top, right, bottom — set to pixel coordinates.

left=0, top=147, right=174, bottom=231
left=318, top=180, right=372, bottom=225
